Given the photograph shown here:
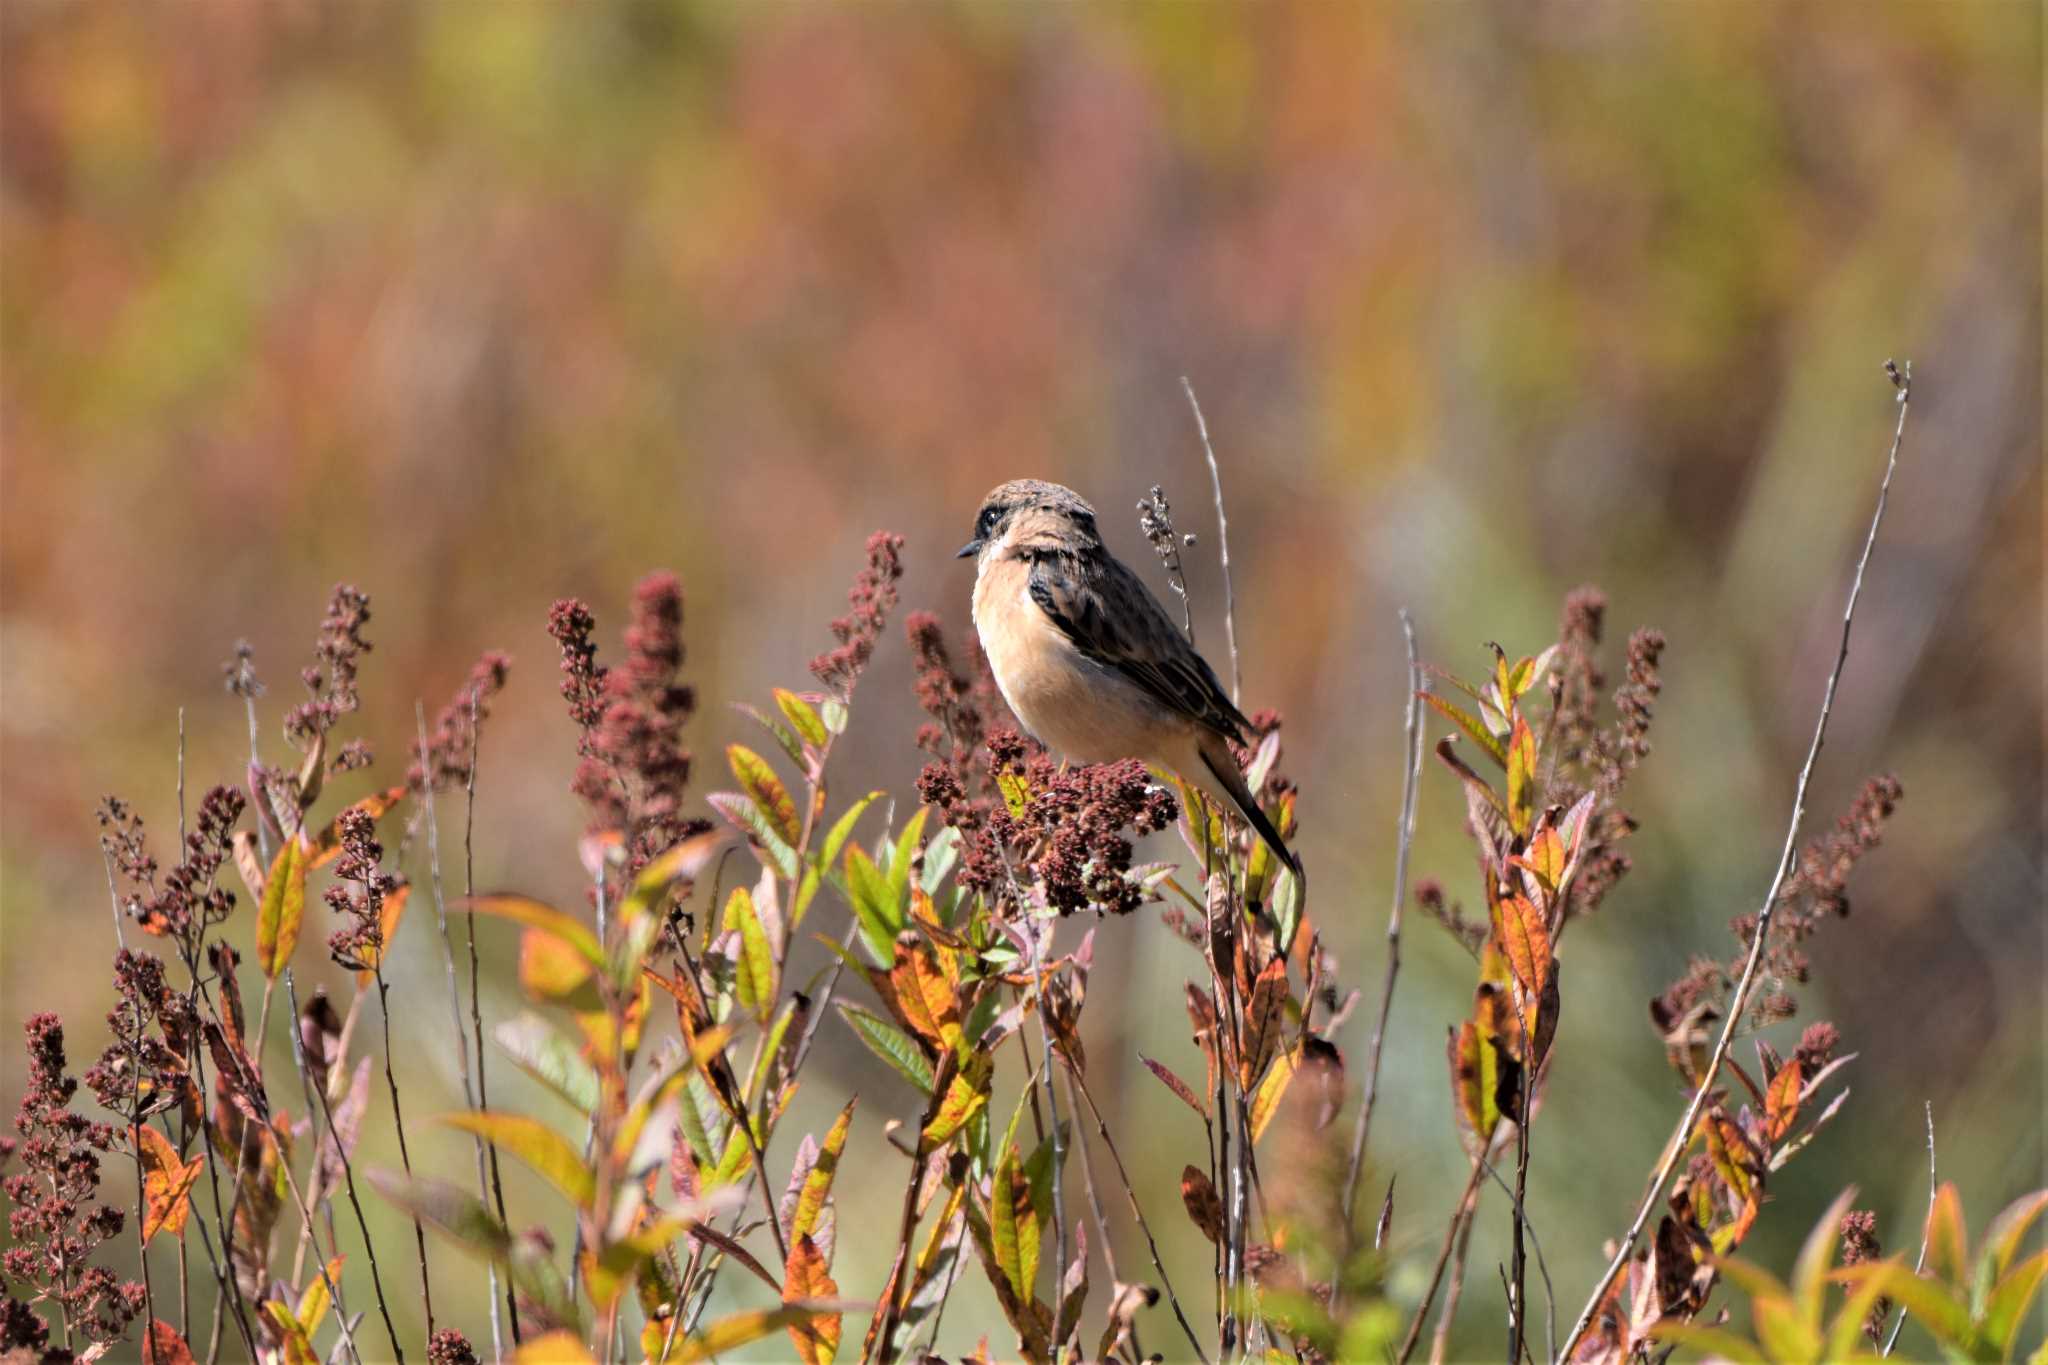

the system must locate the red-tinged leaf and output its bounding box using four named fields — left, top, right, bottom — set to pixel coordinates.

left=790, top=1098, right=857, bottom=1245
left=262, top=1300, right=316, bottom=1365
left=1925, top=1181, right=1968, bottom=1287
left=304, top=787, right=409, bottom=870
left=891, top=934, right=963, bottom=1056
left=141, top=1320, right=197, bottom=1365
left=729, top=743, right=802, bottom=847
left=1981, top=1189, right=2048, bottom=1282
left=1982, top=1247, right=2048, bottom=1351
left=1141, top=1055, right=1208, bottom=1120
left=134, top=1124, right=202, bottom=1243
left=783, top=1235, right=842, bottom=1365
left=1492, top=891, right=1552, bottom=1003
left=1506, top=713, right=1537, bottom=837
left=1763, top=1058, right=1803, bottom=1142
left=1511, top=825, right=1567, bottom=898
left=1423, top=692, right=1508, bottom=769
left=686, top=1220, right=781, bottom=1292
left=922, top=1050, right=992, bottom=1150
left=460, top=894, right=603, bottom=967
left=254, top=835, right=306, bottom=980
left=1180, top=1166, right=1223, bottom=1245
left=1241, top=957, right=1289, bottom=1089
